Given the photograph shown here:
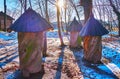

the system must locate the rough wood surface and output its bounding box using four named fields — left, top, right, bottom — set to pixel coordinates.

left=83, top=36, right=102, bottom=63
